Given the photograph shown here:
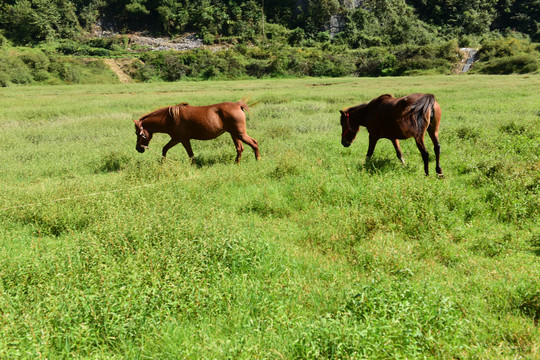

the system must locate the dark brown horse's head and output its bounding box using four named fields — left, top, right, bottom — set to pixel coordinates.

left=134, top=119, right=152, bottom=153
left=340, top=110, right=358, bottom=147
